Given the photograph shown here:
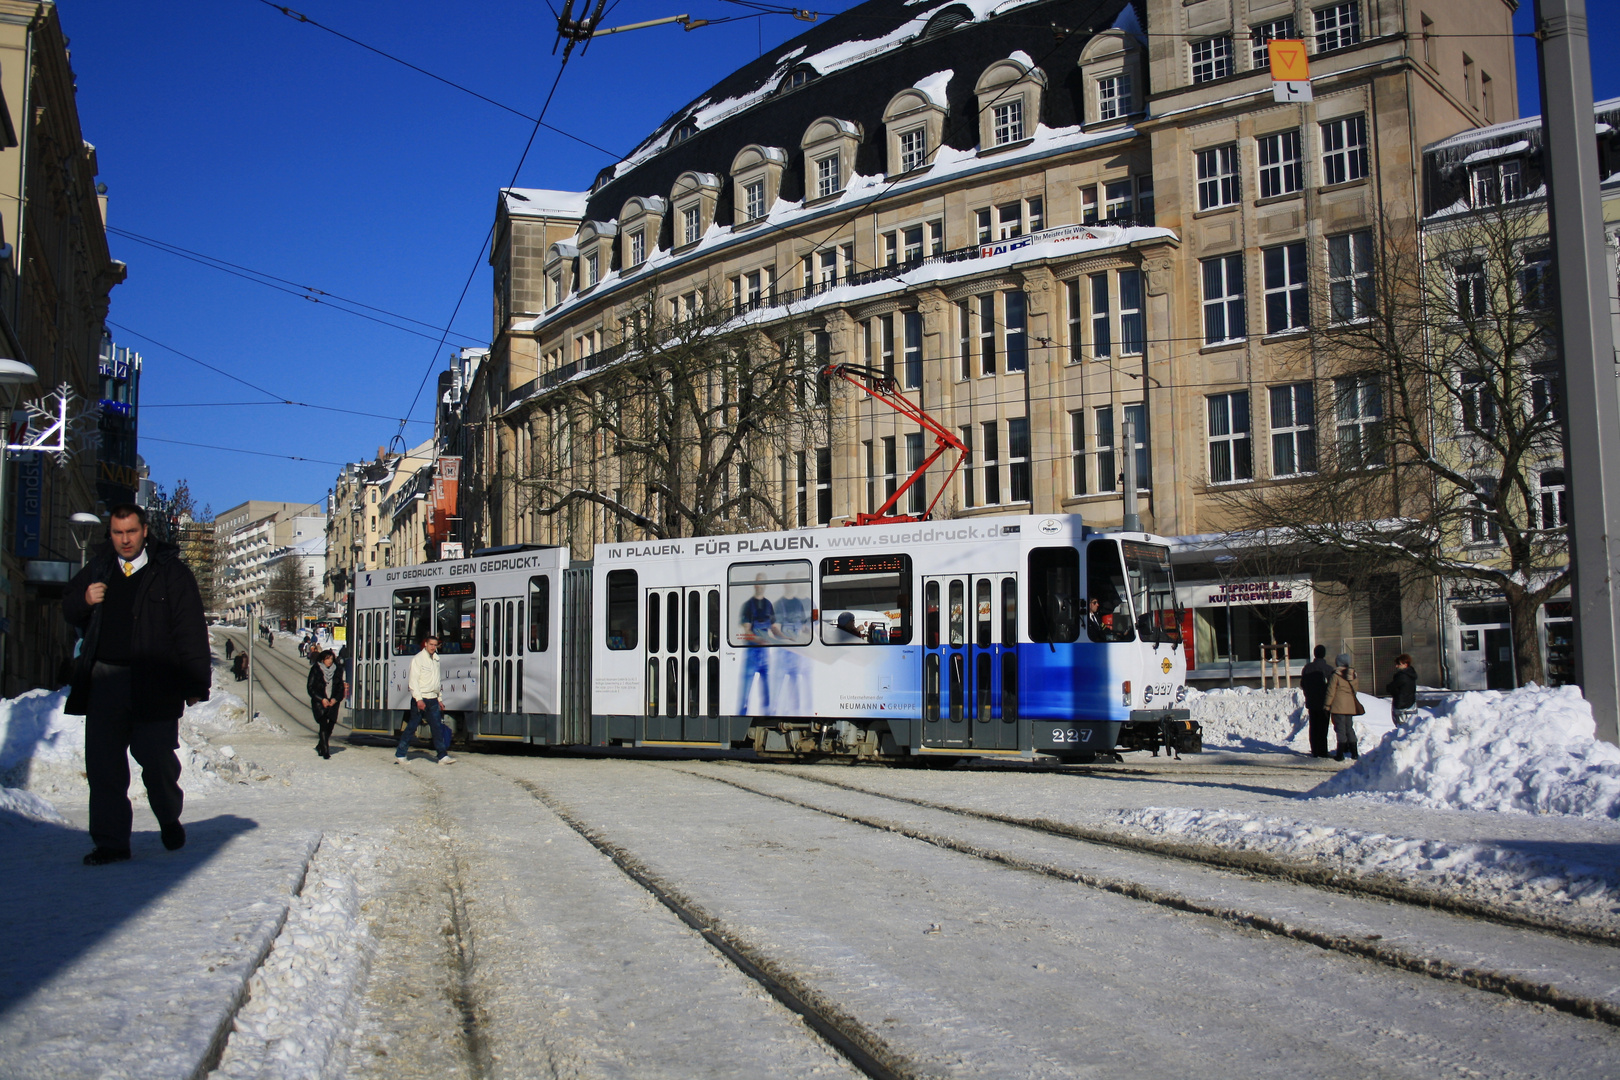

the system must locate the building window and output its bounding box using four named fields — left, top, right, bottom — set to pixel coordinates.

left=795, top=451, right=809, bottom=527
left=1320, top=115, right=1368, bottom=185
left=1080, top=185, right=1098, bottom=223
left=1420, top=13, right=1434, bottom=65
left=1269, top=383, right=1317, bottom=476
left=1455, top=260, right=1487, bottom=318
left=584, top=251, right=599, bottom=286
left=903, top=310, right=923, bottom=389
left=1258, top=130, right=1303, bottom=198
left=1468, top=479, right=1500, bottom=544
left=1103, top=180, right=1132, bottom=221
left=997, top=201, right=1022, bottom=239
left=1008, top=418, right=1030, bottom=503
left=1328, top=231, right=1374, bottom=322
left=1313, top=3, right=1361, bottom=52
left=1471, top=159, right=1522, bottom=206
left=979, top=294, right=996, bottom=375
left=1027, top=196, right=1043, bottom=232
left=744, top=179, right=766, bottom=222
left=1191, top=36, right=1232, bottom=83
left=1005, top=291, right=1028, bottom=372
left=1069, top=410, right=1086, bottom=495
left=1536, top=469, right=1568, bottom=531
left=1460, top=371, right=1498, bottom=436
left=1094, top=405, right=1116, bottom=493
left=815, top=154, right=841, bottom=198
left=981, top=421, right=1000, bottom=504
left=991, top=99, right=1024, bottom=145
left=903, top=225, right=924, bottom=263
left=548, top=270, right=563, bottom=309
left=1482, top=71, right=1495, bottom=122
left=1066, top=280, right=1083, bottom=363
left=1207, top=392, right=1253, bottom=484
left=958, top=300, right=972, bottom=380
left=1136, top=175, right=1154, bottom=224
left=928, top=220, right=944, bottom=256
left=1119, top=269, right=1144, bottom=355
left=899, top=128, right=927, bottom=172
left=882, top=436, right=898, bottom=513
left=863, top=440, right=875, bottom=514
left=1090, top=273, right=1112, bottom=358
left=1097, top=74, right=1131, bottom=120
left=629, top=228, right=645, bottom=265
left=1518, top=253, right=1551, bottom=310
left=877, top=314, right=895, bottom=380
left=975, top=208, right=992, bottom=243
left=1196, top=145, right=1241, bottom=210
left=1463, top=53, right=1476, bottom=107
left=1251, top=17, right=1296, bottom=68
left=1335, top=375, right=1384, bottom=467
left=1263, top=242, right=1309, bottom=334
left=906, top=432, right=926, bottom=514
left=816, top=448, right=832, bottom=524
left=681, top=205, right=701, bottom=245
left=1202, top=254, right=1246, bottom=344
left=960, top=425, right=975, bottom=507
